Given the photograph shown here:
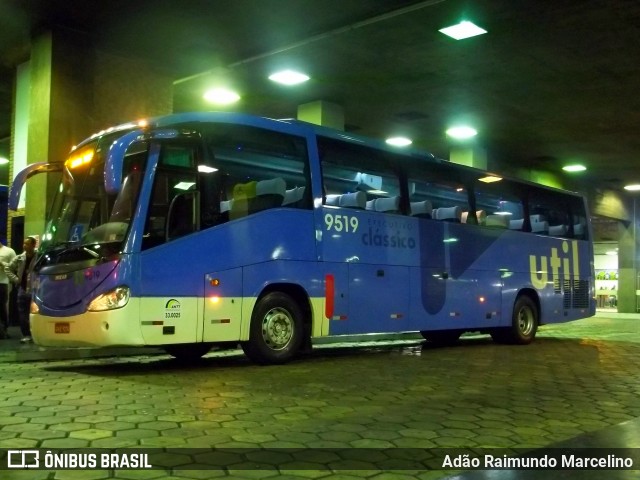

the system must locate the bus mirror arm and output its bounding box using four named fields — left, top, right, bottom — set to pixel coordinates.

left=9, top=162, right=62, bottom=210
left=105, top=130, right=143, bottom=194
